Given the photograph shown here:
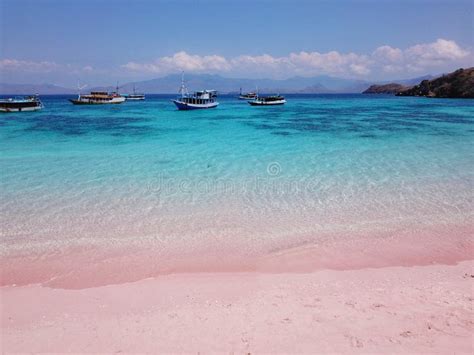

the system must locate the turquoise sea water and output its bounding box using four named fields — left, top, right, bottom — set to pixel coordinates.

left=1, top=94, right=473, bottom=270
